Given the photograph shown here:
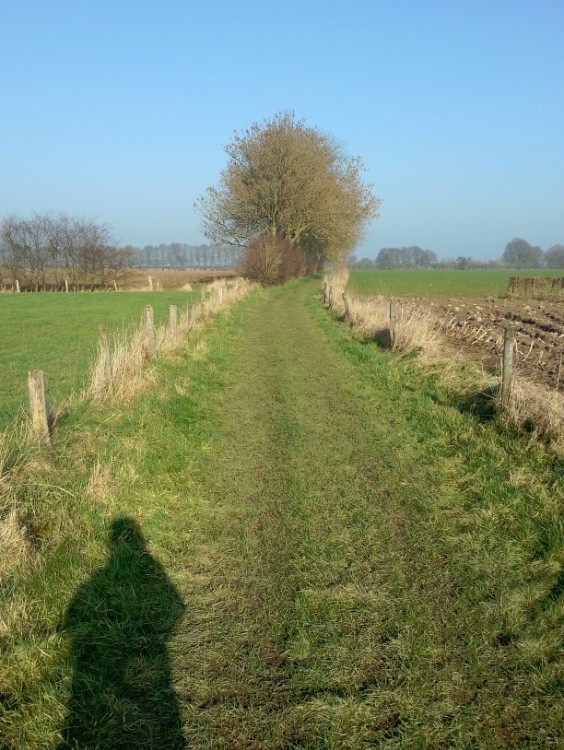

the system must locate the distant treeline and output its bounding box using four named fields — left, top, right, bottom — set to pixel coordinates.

left=123, top=242, right=240, bottom=270
left=0, top=213, right=241, bottom=290
left=352, top=239, right=564, bottom=270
